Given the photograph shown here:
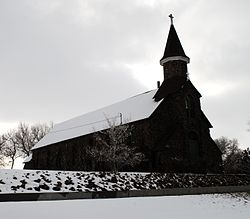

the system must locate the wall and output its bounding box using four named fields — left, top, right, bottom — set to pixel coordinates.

left=1, top=185, right=249, bottom=202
